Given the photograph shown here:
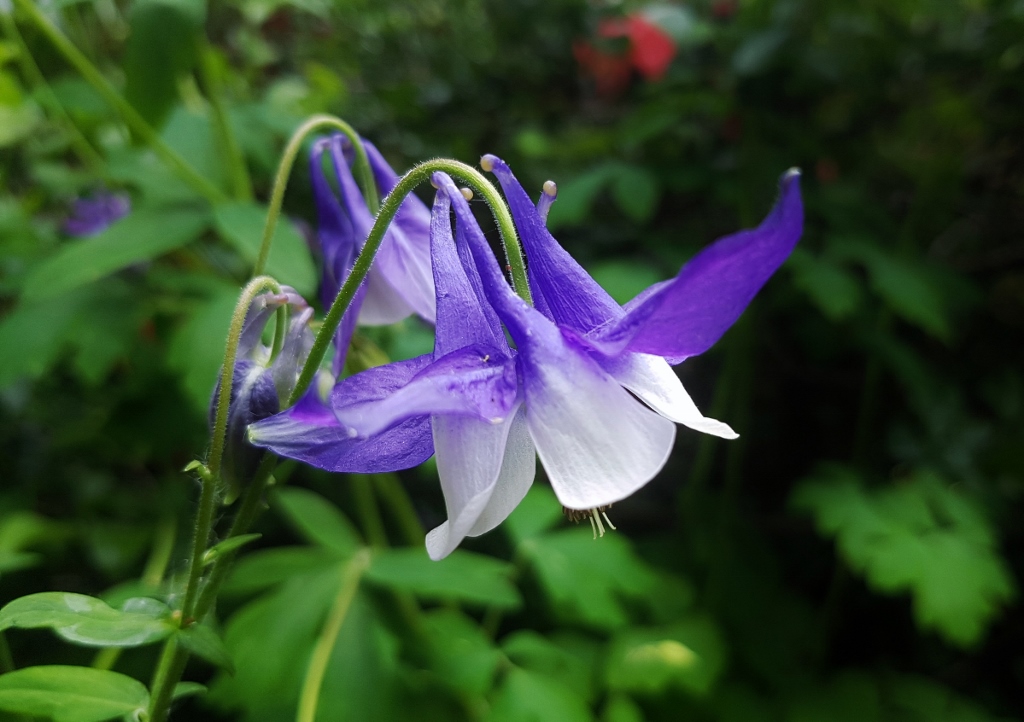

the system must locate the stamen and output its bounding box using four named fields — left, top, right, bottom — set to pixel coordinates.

left=602, top=511, right=617, bottom=531
left=588, top=515, right=597, bottom=539
left=591, top=508, right=606, bottom=538
left=460, top=187, right=474, bottom=201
